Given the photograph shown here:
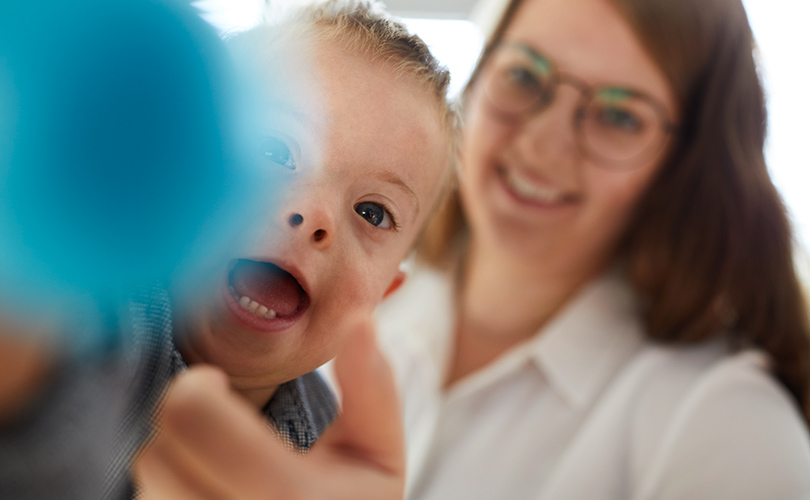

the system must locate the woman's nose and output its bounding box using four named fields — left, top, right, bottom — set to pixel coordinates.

left=515, top=87, right=582, bottom=166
